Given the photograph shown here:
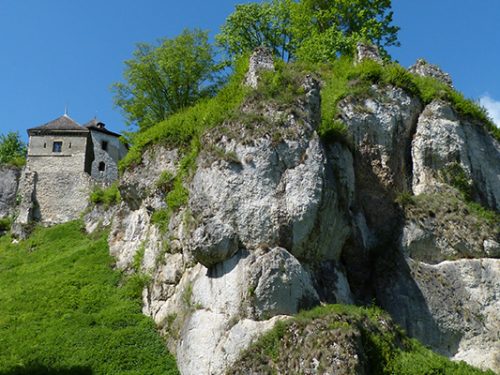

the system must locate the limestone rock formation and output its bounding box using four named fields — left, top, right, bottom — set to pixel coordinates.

left=409, top=58, right=453, bottom=87
left=245, top=47, right=275, bottom=89
left=11, top=167, right=36, bottom=239
left=0, top=165, right=20, bottom=219
left=84, top=52, right=500, bottom=374
left=356, top=42, right=383, bottom=64
left=412, top=100, right=500, bottom=211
